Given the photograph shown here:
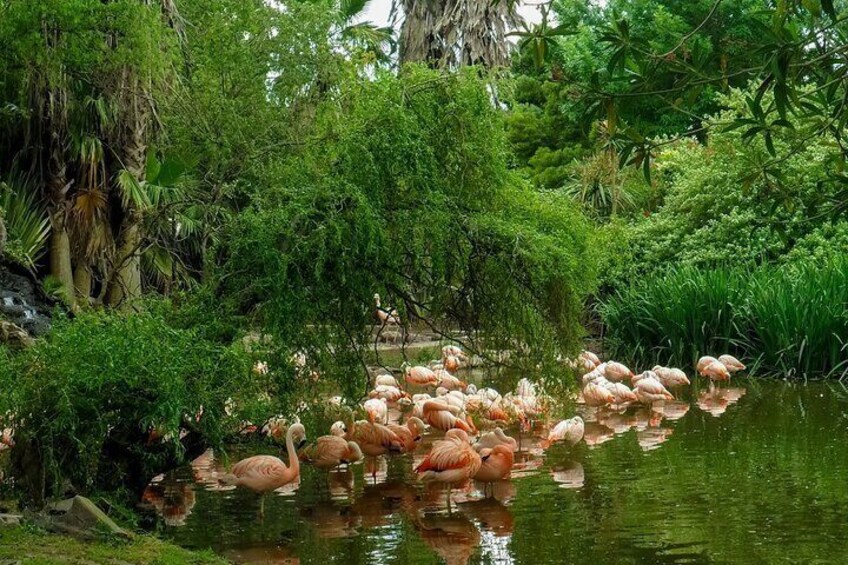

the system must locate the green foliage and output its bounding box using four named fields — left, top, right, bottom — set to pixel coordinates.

left=604, top=88, right=845, bottom=285
left=0, top=178, right=50, bottom=269
left=601, top=258, right=848, bottom=378
left=215, top=67, right=598, bottom=387
left=0, top=308, right=253, bottom=497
